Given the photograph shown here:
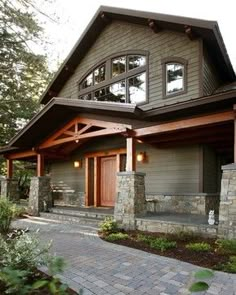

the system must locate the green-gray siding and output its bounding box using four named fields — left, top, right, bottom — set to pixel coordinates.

left=58, top=20, right=201, bottom=111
